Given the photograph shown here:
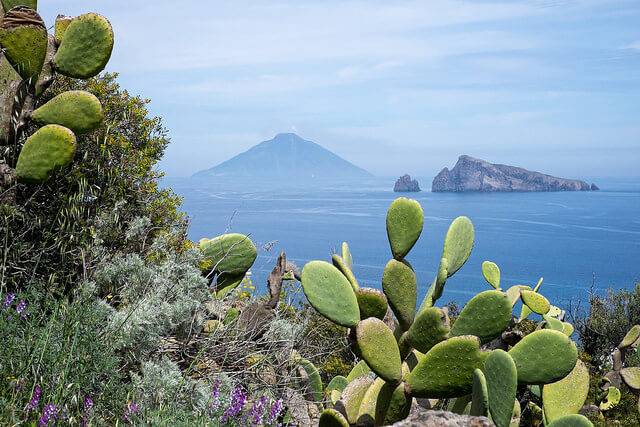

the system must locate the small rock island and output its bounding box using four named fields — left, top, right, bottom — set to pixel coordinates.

left=432, top=155, right=598, bottom=193
left=394, top=174, right=421, bottom=192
